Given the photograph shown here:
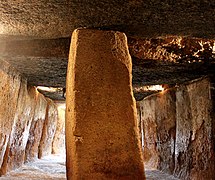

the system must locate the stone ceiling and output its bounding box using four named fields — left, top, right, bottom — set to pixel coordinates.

left=0, top=0, right=215, bottom=39
left=0, top=0, right=214, bottom=100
